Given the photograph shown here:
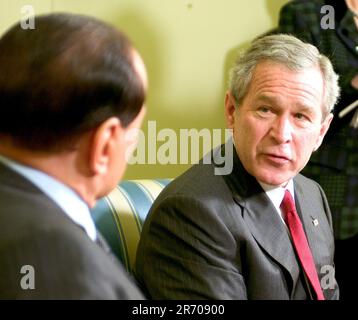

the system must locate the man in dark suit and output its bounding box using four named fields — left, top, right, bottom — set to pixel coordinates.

left=135, top=34, right=340, bottom=299
left=0, top=13, right=147, bottom=299
left=277, top=0, right=358, bottom=300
